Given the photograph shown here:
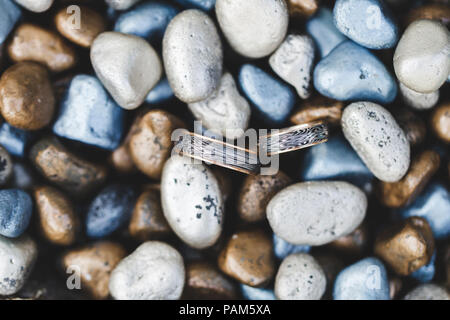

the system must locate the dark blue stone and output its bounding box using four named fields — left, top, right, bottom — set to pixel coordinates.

left=313, top=40, right=397, bottom=104
left=241, top=284, right=276, bottom=300
left=0, top=189, right=32, bottom=238
left=145, top=77, right=174, bottom=104
left=411, top=251, right=435, bottom=283
left=239, top=64, right=295, bottom=125
left=333, top=0, right=398, bottom=49
left=273, top=233, right=310, bottom=260
left=0, top=122, right=31, bottom=158
left=174, top=0, right=216, bottom=11
left=0, top=0, right=21, bottom=45
left=114, top=1, right=178, bottom=44
left=86, top=185, right=137, bottom=238
left=395, top=182, right=450, bottom=239
left=53, top=75, right=125, bottom=151
left=299, top=134, right=373, bottom=192
left=306, top=7, right=347, bottom=58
